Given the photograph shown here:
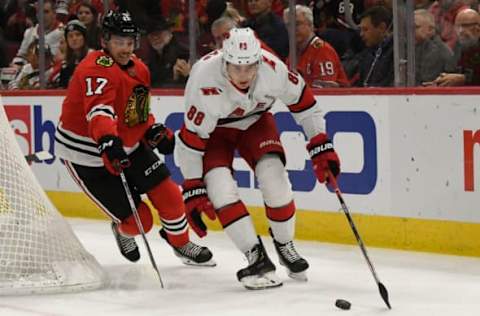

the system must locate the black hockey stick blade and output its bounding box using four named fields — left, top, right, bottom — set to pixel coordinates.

left=25, top=151, right=54, bottom=162
left=378, top=281, right=391, bottom=309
